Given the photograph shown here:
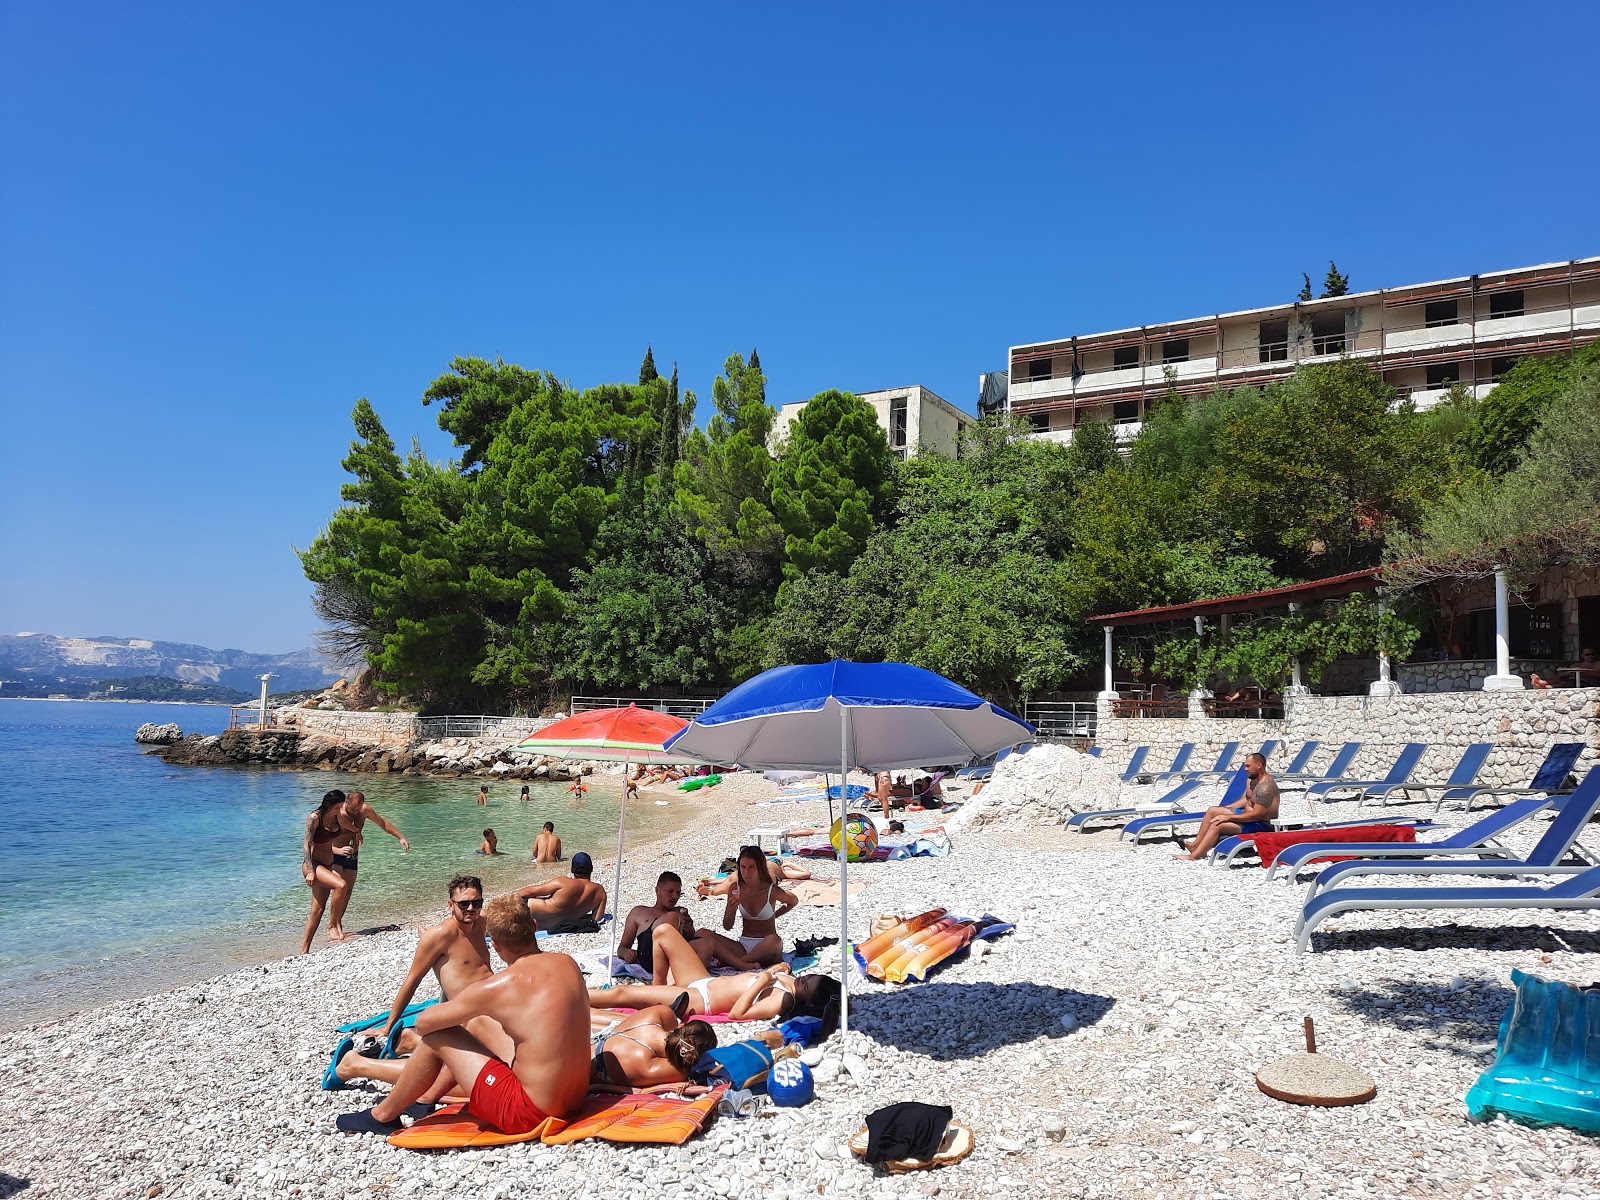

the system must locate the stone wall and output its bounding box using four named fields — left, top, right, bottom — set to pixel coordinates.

left=1093, top=688, right=1600, bottom=788
left=1399, top=658, right=1561, bottom=694
left=284, top=709, right=421, bottom=748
